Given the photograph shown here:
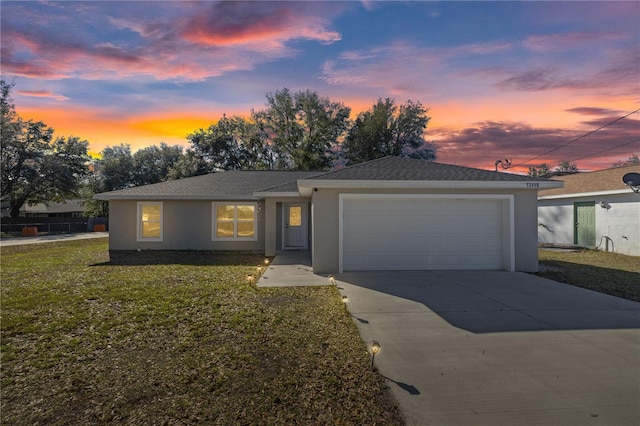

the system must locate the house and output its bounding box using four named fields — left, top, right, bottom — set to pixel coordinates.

left=0, top=199, right=87, bottom=218
left=538, top=165, right=640, bottom=256
left=95, top=156, right=563, bottom=273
